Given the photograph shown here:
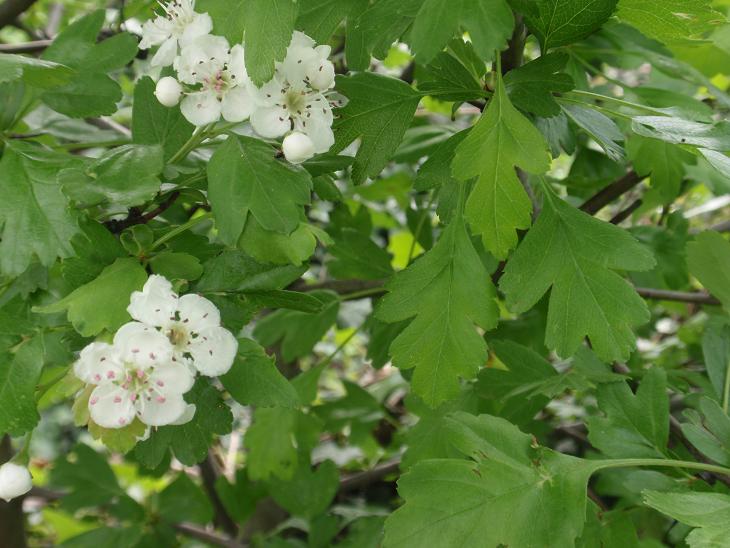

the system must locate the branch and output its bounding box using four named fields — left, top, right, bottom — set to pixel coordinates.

left=579, top=171, right=642, bottom=215
left=174, top=523, right=246, bottom=548
left=669, top=415, right=730, bottom=488
left=198, top=452, right=239, bottom=537
left=0, top=38, right=50, bottom=53
left=339, top=459, right=400, bottom=493
left=609, top=198, right=642, bottom=224
left=635, top=287, right=721, bottom=306
left=0, top=0, right=36, bottom=30
left=105, top=191, right=180, bottom=234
